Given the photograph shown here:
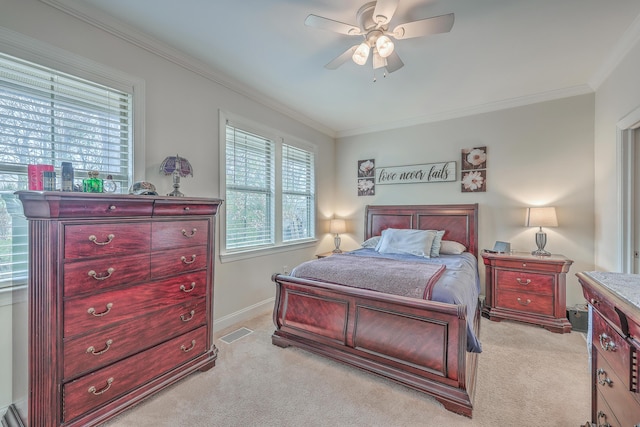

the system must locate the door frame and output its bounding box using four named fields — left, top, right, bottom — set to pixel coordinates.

left=617, top=106, right=640, bottom=273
